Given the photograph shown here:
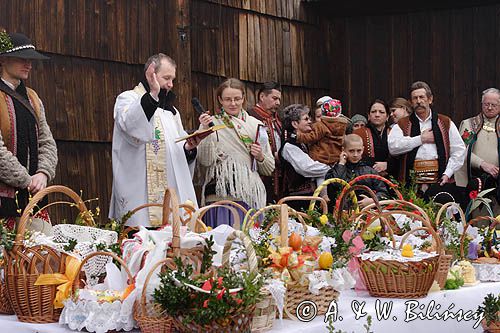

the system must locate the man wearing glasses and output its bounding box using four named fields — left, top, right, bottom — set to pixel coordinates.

left=455, top=88, right=500, bottom=208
